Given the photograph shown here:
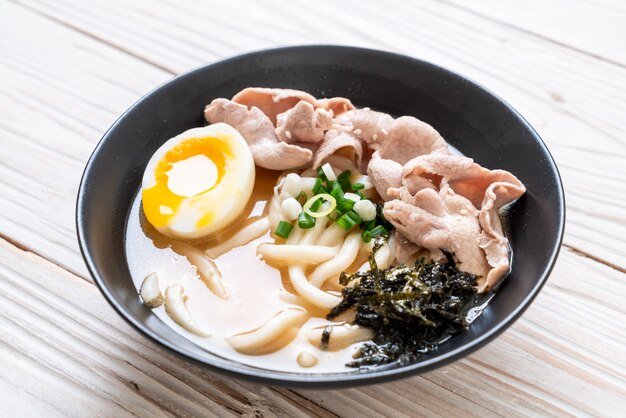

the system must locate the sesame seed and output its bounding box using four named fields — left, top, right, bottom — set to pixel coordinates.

left=272, top=95, right=280, bottom=103
left=363, top=107, right=371, bottom=111
left=353, top=128, right=362, bottom=135
left=372, top=134, right=378, bottom=141
left=285, top=131, right=292, bottom=139
left=381, top=128, right=389, bottom=135
left=460, top=209, right=468, bottom=215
